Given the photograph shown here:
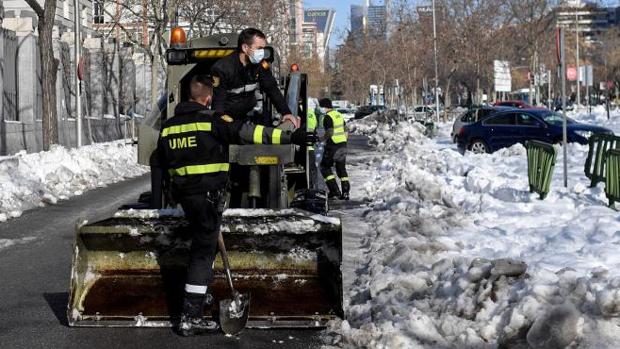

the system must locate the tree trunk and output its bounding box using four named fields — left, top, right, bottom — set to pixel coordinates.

left=445, top=76, right=453, bottom=109
left=150, top=54, right=159, bottom=113
left=38, top=0, right=59, bottom=150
